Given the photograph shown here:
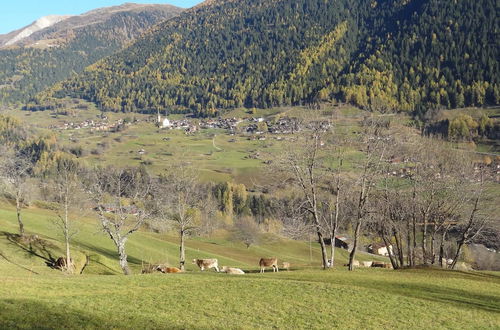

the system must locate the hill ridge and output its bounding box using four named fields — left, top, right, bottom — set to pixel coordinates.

left=43, top=0, right=498, bottom=117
